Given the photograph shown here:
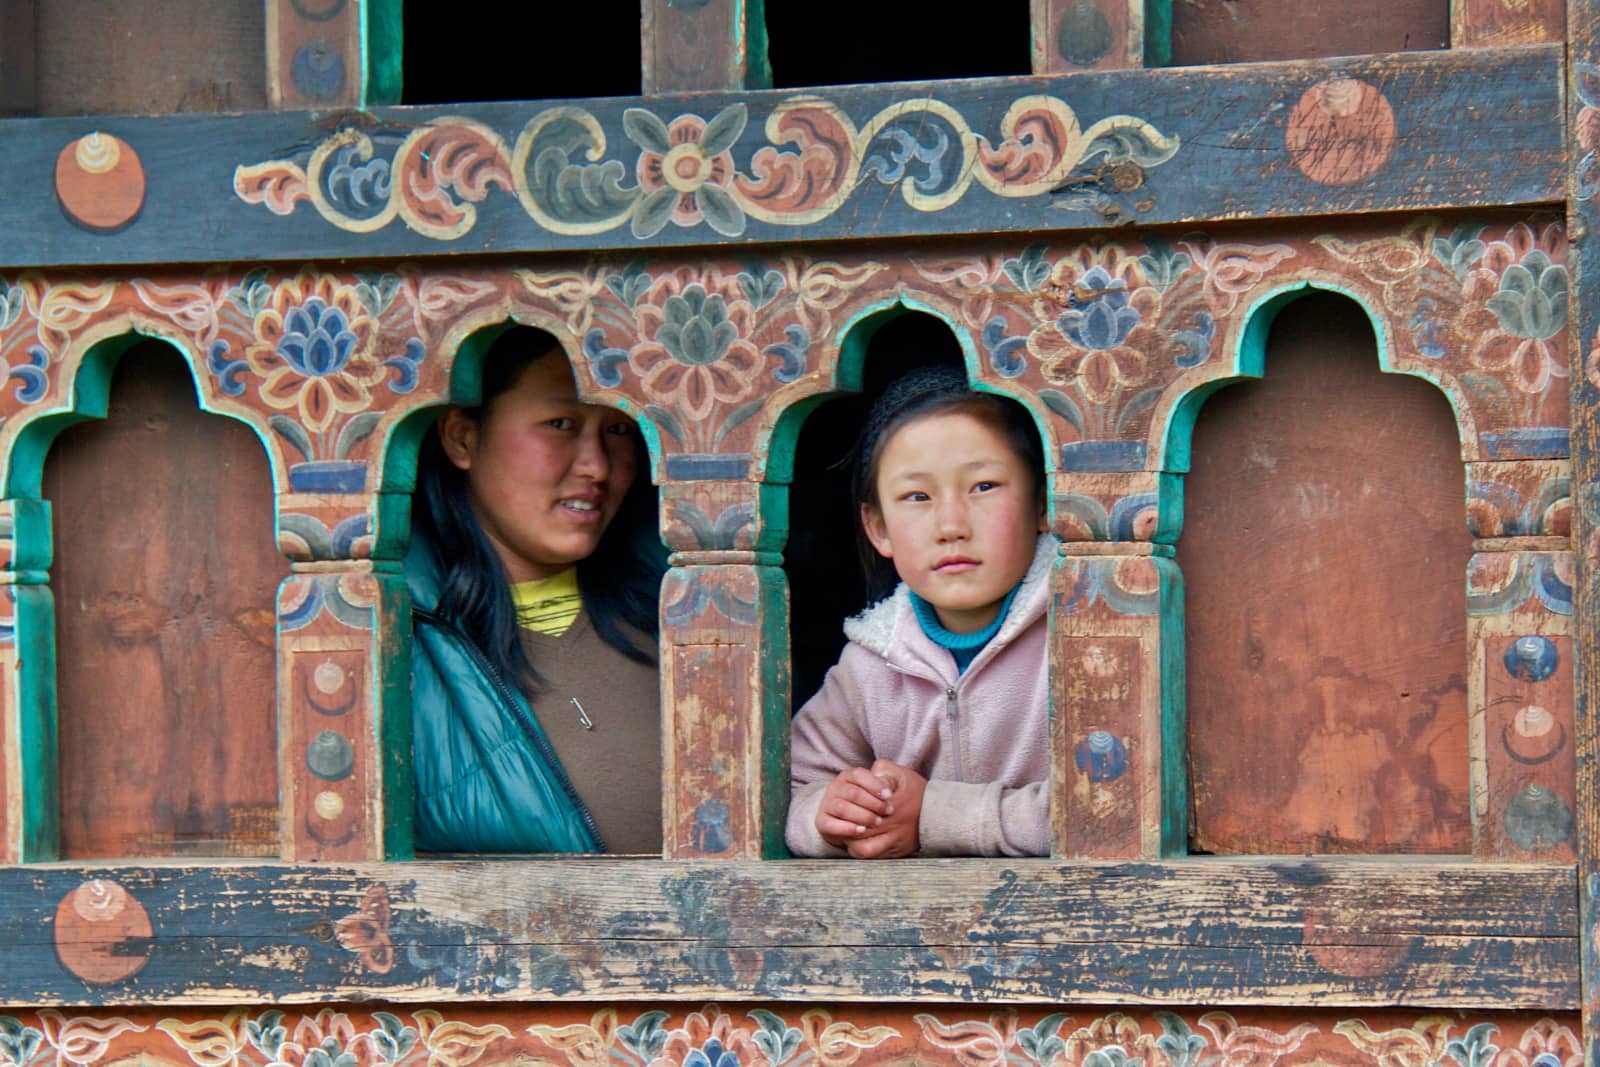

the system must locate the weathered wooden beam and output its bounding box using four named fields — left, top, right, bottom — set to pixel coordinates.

left=0, top=45, right=1562, bottom=269
left=4, top=858, right=1576, bottom=1006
